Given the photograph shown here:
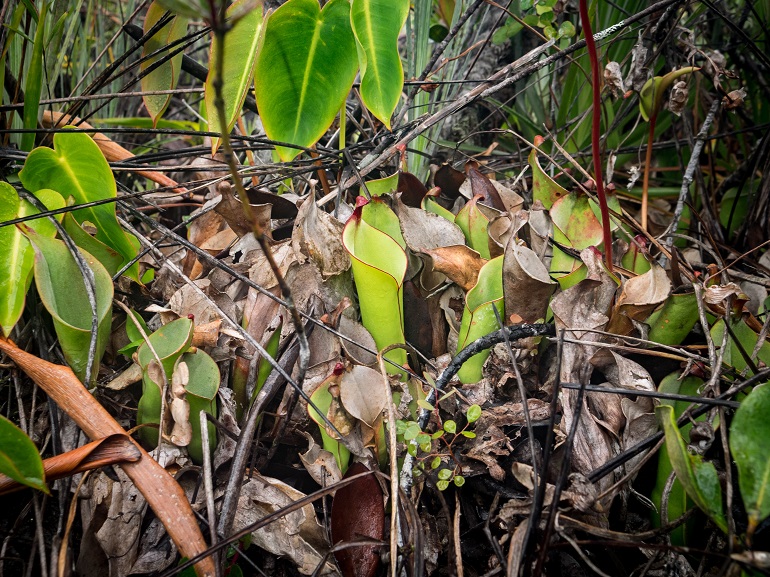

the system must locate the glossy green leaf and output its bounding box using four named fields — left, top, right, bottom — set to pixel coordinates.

left=639, top=66, right=699, bottom=121
left=730, top=383, right=770, bottom=536
left=21, top=2, right=46, bottom=152
left=181, top=349, right=219, bottom=464
left=253, top=0, right=358, bottom=161
left=308, top=378, right=350, bottom=473
left=19, top=130, right=141, bottom=280
left=141, top=2, right=189, bottom=126
left=27, top=229, right=114, bottom=384
left=656, top=404, right=727, bottom=533
left=0, top=185, right=64, bottom=337
left=455, top=196, right=492, bottom=259
left=0, top=415, right=47, bottom=493
left=136, top=318, right=194, bottom=448
left=342, top=197, right=408, bottom=374
left=456, top=256, right=504, bottom=384
left=350, top=0, right=408, bottom=128
left=528, top=142, right=568, bottom=210
left=647, top=290, right=699, bottom=346
left=205, top=0, right=263, bottom=153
